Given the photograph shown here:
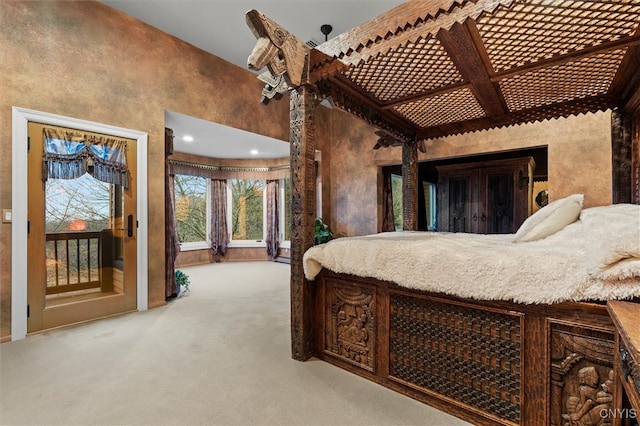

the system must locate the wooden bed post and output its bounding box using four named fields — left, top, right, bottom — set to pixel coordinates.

left=246, top=9, right=317, bottom=360
left=633, top=112, right=640, bottom=204
left=612, top=110, right=632, bottom=204
left=402, top=140, right=419, bottom=231
left=289, top=86, right=318, bottom=361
